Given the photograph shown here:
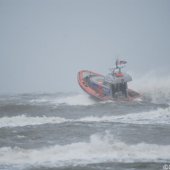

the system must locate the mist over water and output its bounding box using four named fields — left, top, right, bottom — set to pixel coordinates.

left=0, top=0, right=170, bottom=94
